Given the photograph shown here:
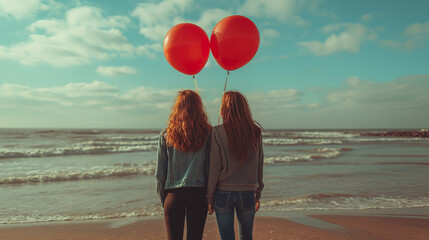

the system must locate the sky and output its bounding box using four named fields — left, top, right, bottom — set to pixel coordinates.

left=0, top=0, right=428, bottom=129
